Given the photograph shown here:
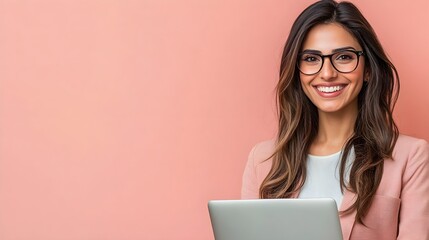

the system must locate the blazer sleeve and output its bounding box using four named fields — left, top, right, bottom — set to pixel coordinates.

left=397, top=139, right=429, bottom=240
left=241, top=145, right=259, bottom=199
